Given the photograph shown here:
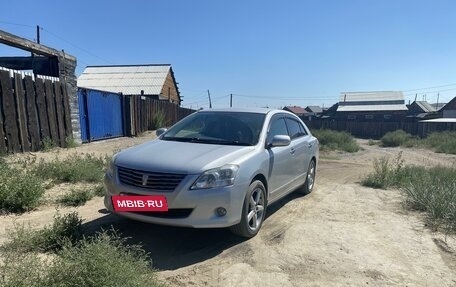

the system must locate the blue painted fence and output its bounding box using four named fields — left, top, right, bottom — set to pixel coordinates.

left=78, top=88, right=124, bottom=142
